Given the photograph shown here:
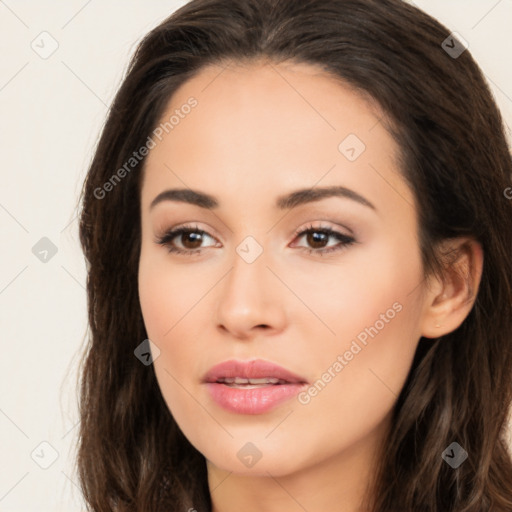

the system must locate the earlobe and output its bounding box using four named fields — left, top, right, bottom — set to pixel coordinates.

left=420, top=238, right=484, bottom=339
